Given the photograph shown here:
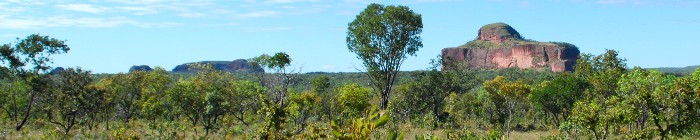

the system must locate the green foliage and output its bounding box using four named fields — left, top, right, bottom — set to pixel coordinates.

left=618, top=68, right=700, bottom=139
left=393, top=69, right=468, bottom=128
left=479, top=23, right=522, bottom=40
left=530, top=73, right=589, bottom=126
left=575, top=49, right=627, bottom=99
left=483, top=76, right=531, bottom=138
left=0, top=80, right=30, bottom=121
left=287, top=91, right=321, bottom=133
left=311, top=75, right=331, bottom=94
left=137, top=67, right=172, bottom=121
left=167, top=63, right=234, bottom=136
left=331, top=106, right=390, bottom=140
left=337, top=83, right=371, bottom=116
left=47, top=67, right=103, bottom=135
left=568, top=96, right=626, bottom=140
left=227, top=80, right=265, bottom=126
left=347, top=3, right=423, bottom=109
left=0, top=34, right=70, bottom=131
